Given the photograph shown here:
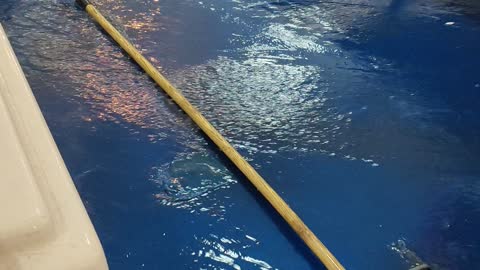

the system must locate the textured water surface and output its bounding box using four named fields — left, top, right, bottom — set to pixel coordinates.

left=1, top=0, right=479, bottom=269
